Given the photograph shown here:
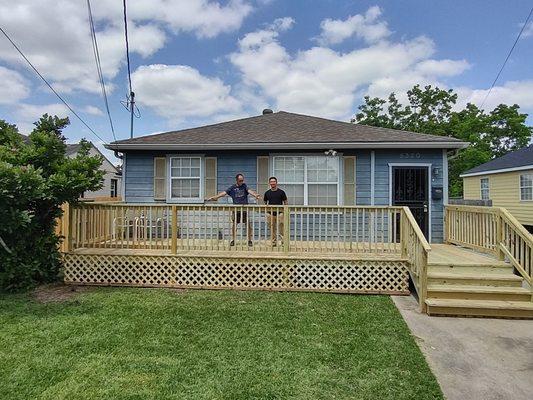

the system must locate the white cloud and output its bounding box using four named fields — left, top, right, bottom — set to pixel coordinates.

left=0, top=0, right=252, bottom=95
left=229, top=9, right=472, bottom=120
left=131, top=64, right=241, bottom=122
left=415, top=59, right=471, bottom=77
left=0, top=66, right=30, bottom=104
left=456, top=80, right=533, bottom=111
left=83, top=105, right=104, bottom=116
left=15, top=103, right=69, bottom=121
left=12, top=102, right=70, bottom=134
left=522, top=20, right=533, bottom=38
left=316, top=6, right=390, bottom=45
